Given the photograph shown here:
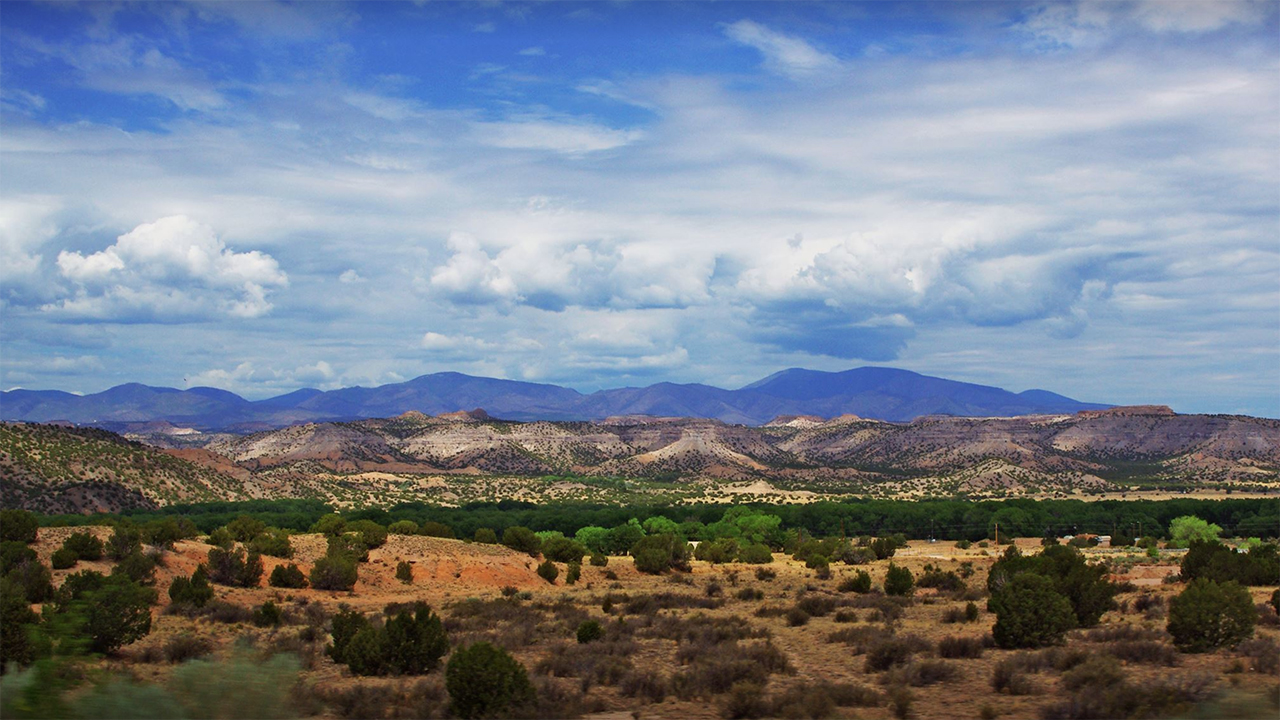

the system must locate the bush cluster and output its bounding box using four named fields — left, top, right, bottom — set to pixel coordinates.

left=327, top=602, right=449, bottom=676
left=270, top=563, right=309, bottom=589
left=1167, top=578, right=1255, bottom=652
left=987, top=545, right=1117, bottom=648
left=1180, top=540, right=1279, bottom=586
left=206, top=547, right=264, bottom=588
left=168, top=565, right=214, bottom=608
